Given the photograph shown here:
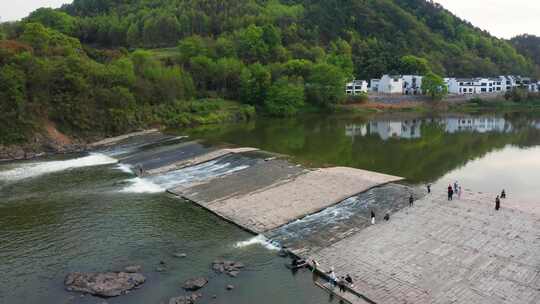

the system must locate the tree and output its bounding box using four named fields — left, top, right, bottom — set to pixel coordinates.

left=189, top=55, right=215, bottom=91
left=306, top=63, right=346, bottom=107
left=264, top=77, right=305, bottom=116
left=327, top=39, right=354, bottom=79
left=178, top=35, right=209, bottom=63
left=214, top=57, right=244, bottom=98
left=236, top=25, right=269, bottom=62
left=283, top=59, right=313, bottom=78
left=19, top=23, right=50, bottom=54
left=25, top=8, right=77, bottom=36
left=399, top=55, right=431, bottom=75
left=0, top=64, right=31, bottom=143
left=422, top=72, right=448, bottom=101
left=239, top=63, right=271, bottom=106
